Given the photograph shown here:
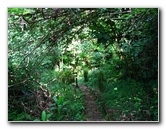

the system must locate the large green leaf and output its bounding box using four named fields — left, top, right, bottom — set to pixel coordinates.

left=41, top=110, right=47, bottom=121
